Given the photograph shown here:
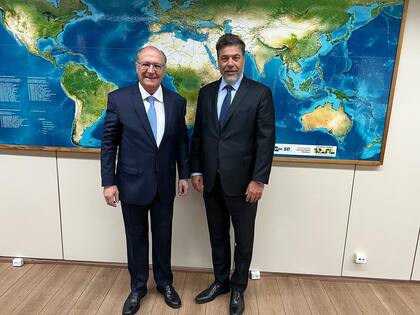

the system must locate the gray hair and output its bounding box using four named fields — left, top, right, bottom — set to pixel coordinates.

left=136, top=46, right=167, bottom=65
